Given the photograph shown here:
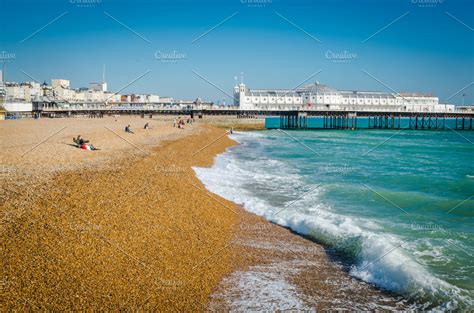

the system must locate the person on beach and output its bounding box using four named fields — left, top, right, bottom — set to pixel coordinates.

left=73, top=135, right=89, bottom=146
left=72, top=136, right=99, bottom=150
left=81, top=143, right=99, bottom=151
left=173, top=118, right=177, bottom=127
left=144, top=123, right=150, bottom=129
left=125, top=125, right=134, bottom=134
